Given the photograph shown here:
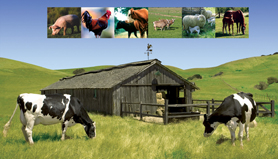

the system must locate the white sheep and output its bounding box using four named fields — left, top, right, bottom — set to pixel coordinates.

left=207, top=17, right=215, bottom=26
left=200, top=9, right=212, bottom=20
left=182, top=15, right=206, bottom=33
left=189, top=26, right=200, bottom=34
